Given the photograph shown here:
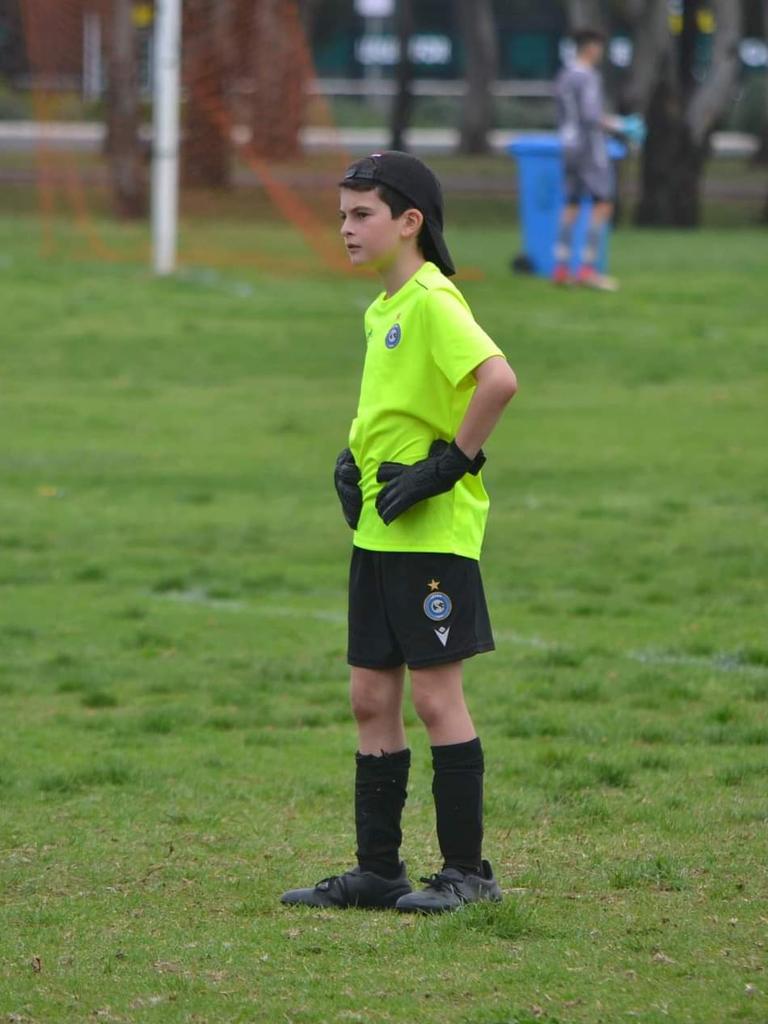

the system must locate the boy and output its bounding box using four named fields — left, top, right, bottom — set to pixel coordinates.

left=280, top=151, right=517, bottom=913
left=552, top=28, right=621, bottom=291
